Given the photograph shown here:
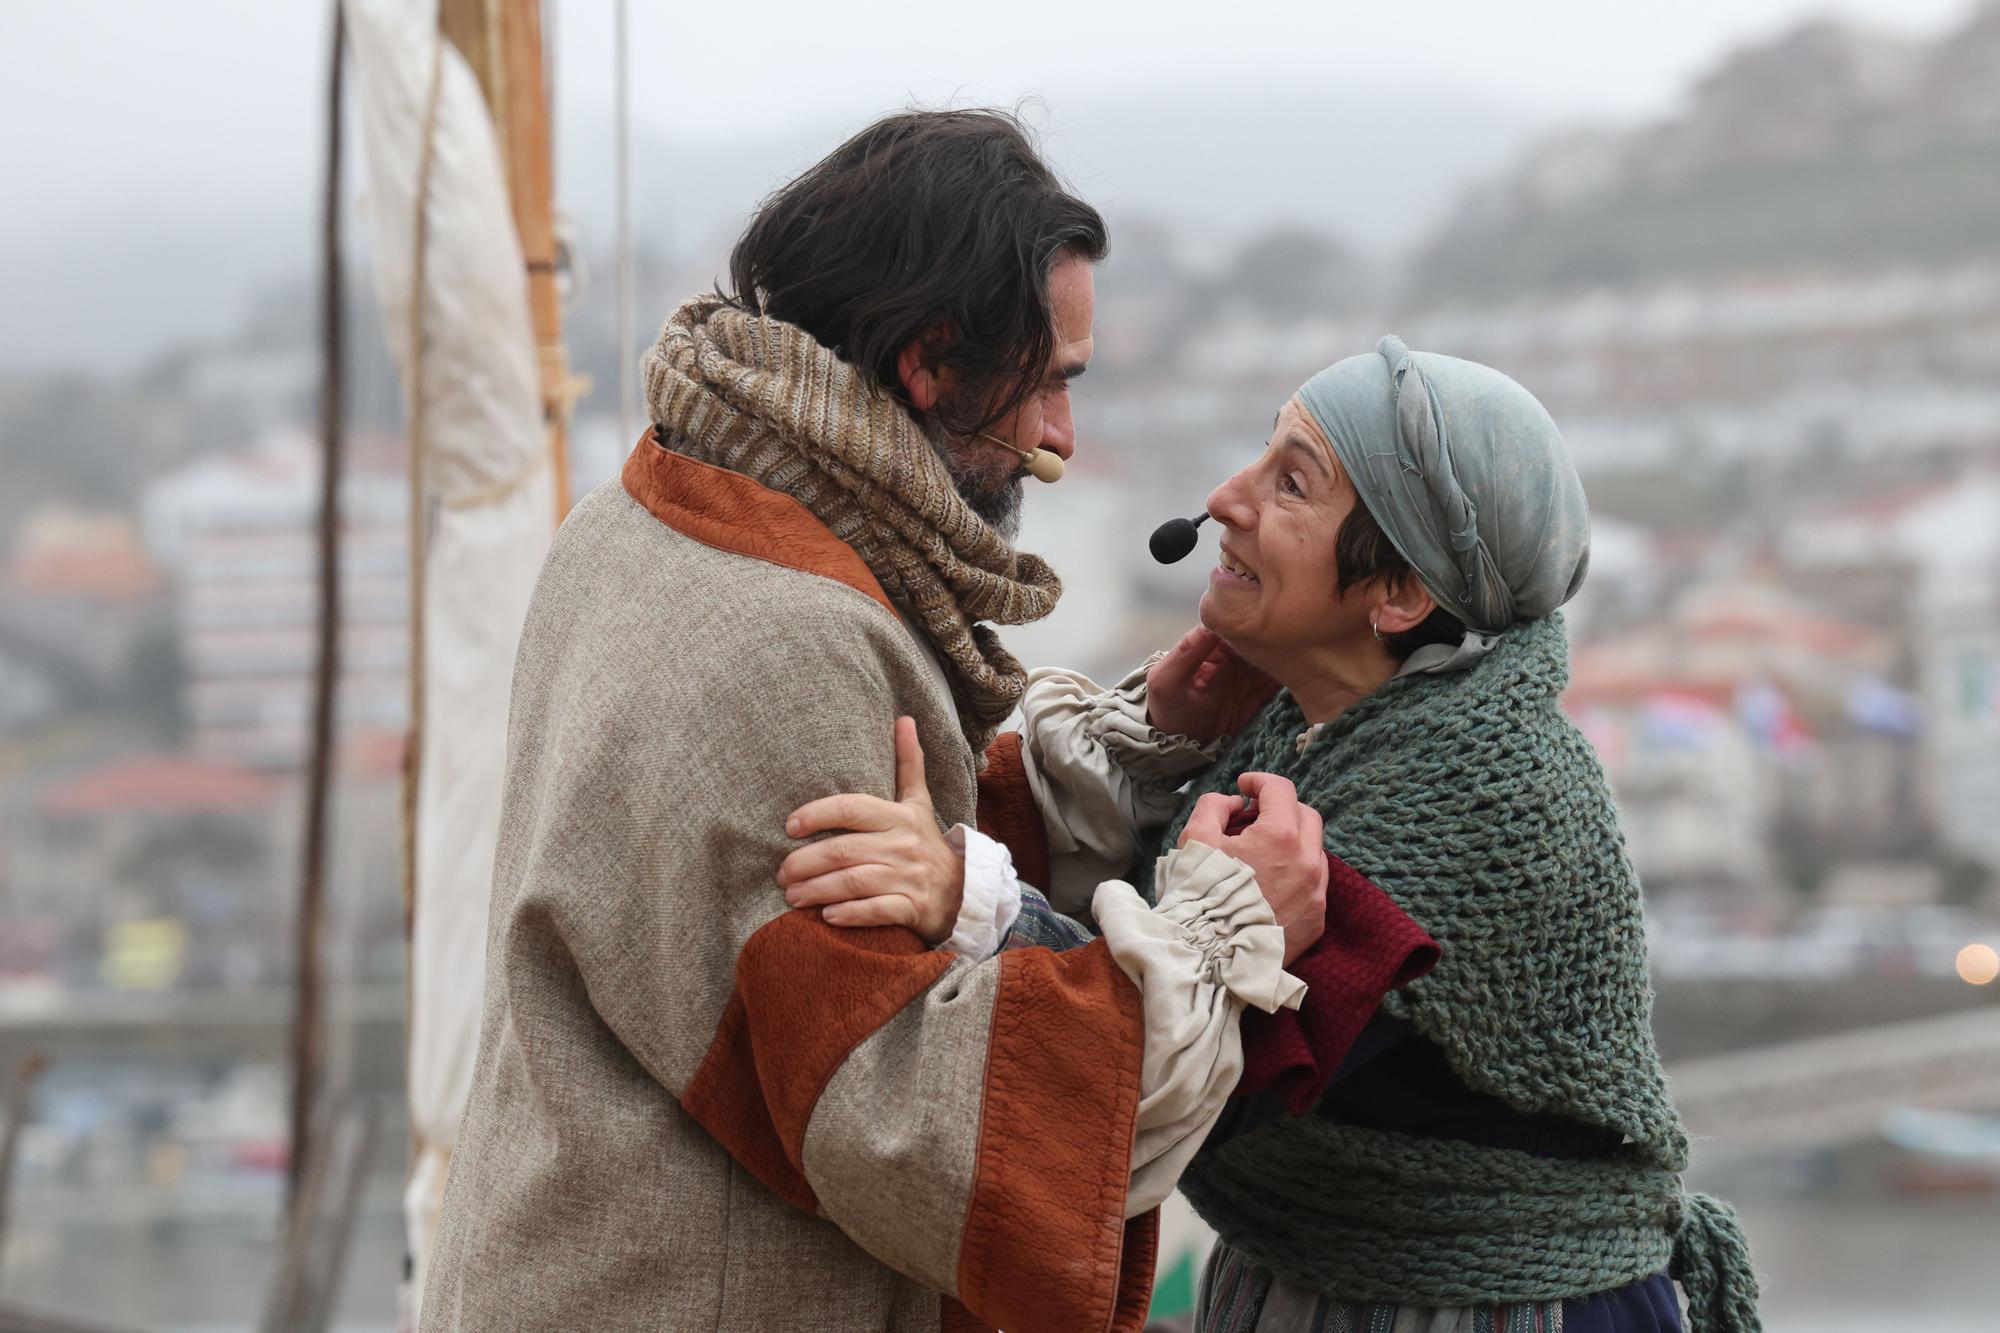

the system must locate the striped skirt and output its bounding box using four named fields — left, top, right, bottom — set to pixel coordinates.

left=1195, top=1240, right=1683, bottom=1333
left=1196, top=1240, right=1568, bottom=1333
